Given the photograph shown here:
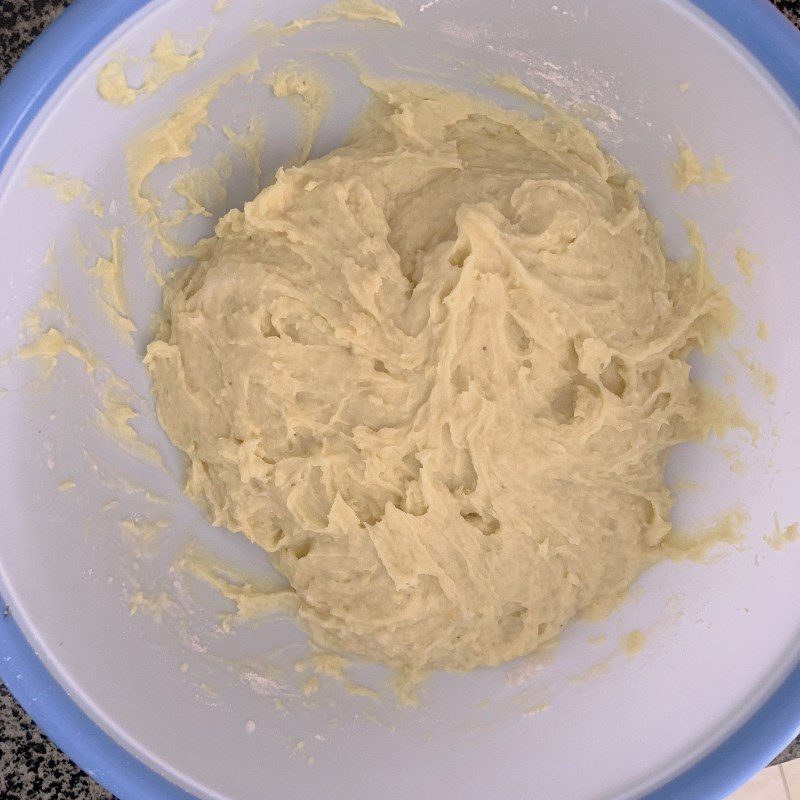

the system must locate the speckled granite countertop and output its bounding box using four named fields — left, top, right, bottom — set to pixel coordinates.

left=1, top=1, right=800, bottom=798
